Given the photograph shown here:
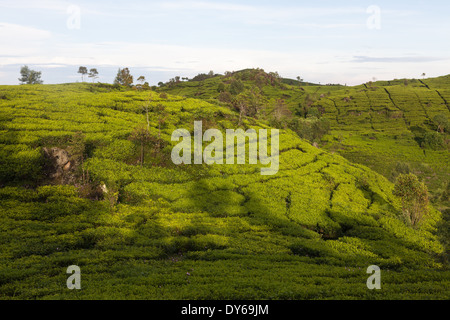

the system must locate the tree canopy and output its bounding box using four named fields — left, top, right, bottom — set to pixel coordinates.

left=78, top=66, right=88, bottom=82
left=114, top=68, right=134, bottom=87
left=88, top=68, right=99, bottom=82
left=393, top=173, right=429, bottom=227
left=18, top=66, right=43, bottom=85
